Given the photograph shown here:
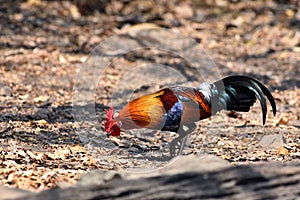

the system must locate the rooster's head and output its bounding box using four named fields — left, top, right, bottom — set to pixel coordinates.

left=104, top=106, right=121, bottom=136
